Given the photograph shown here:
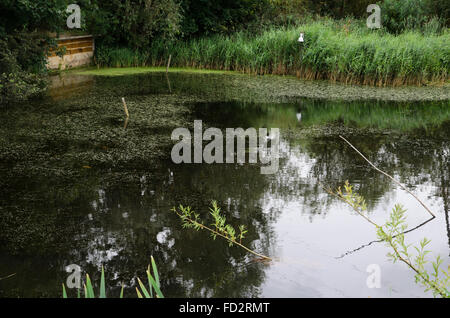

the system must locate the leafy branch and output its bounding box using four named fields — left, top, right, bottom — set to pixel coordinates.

left=324, top=135, right=449, bottom=297
left=326, top=182, right=449, bottom=298
left=172, top=201, right=271, bottom=261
